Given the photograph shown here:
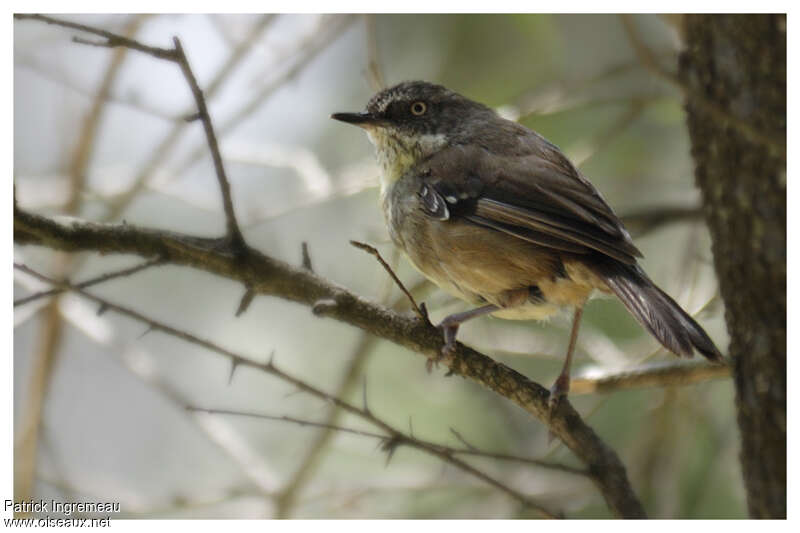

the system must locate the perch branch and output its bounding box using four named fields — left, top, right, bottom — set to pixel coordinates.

left=13, top=206, right=646, bottom=518
left=15, top=263, right=562, bottom=519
